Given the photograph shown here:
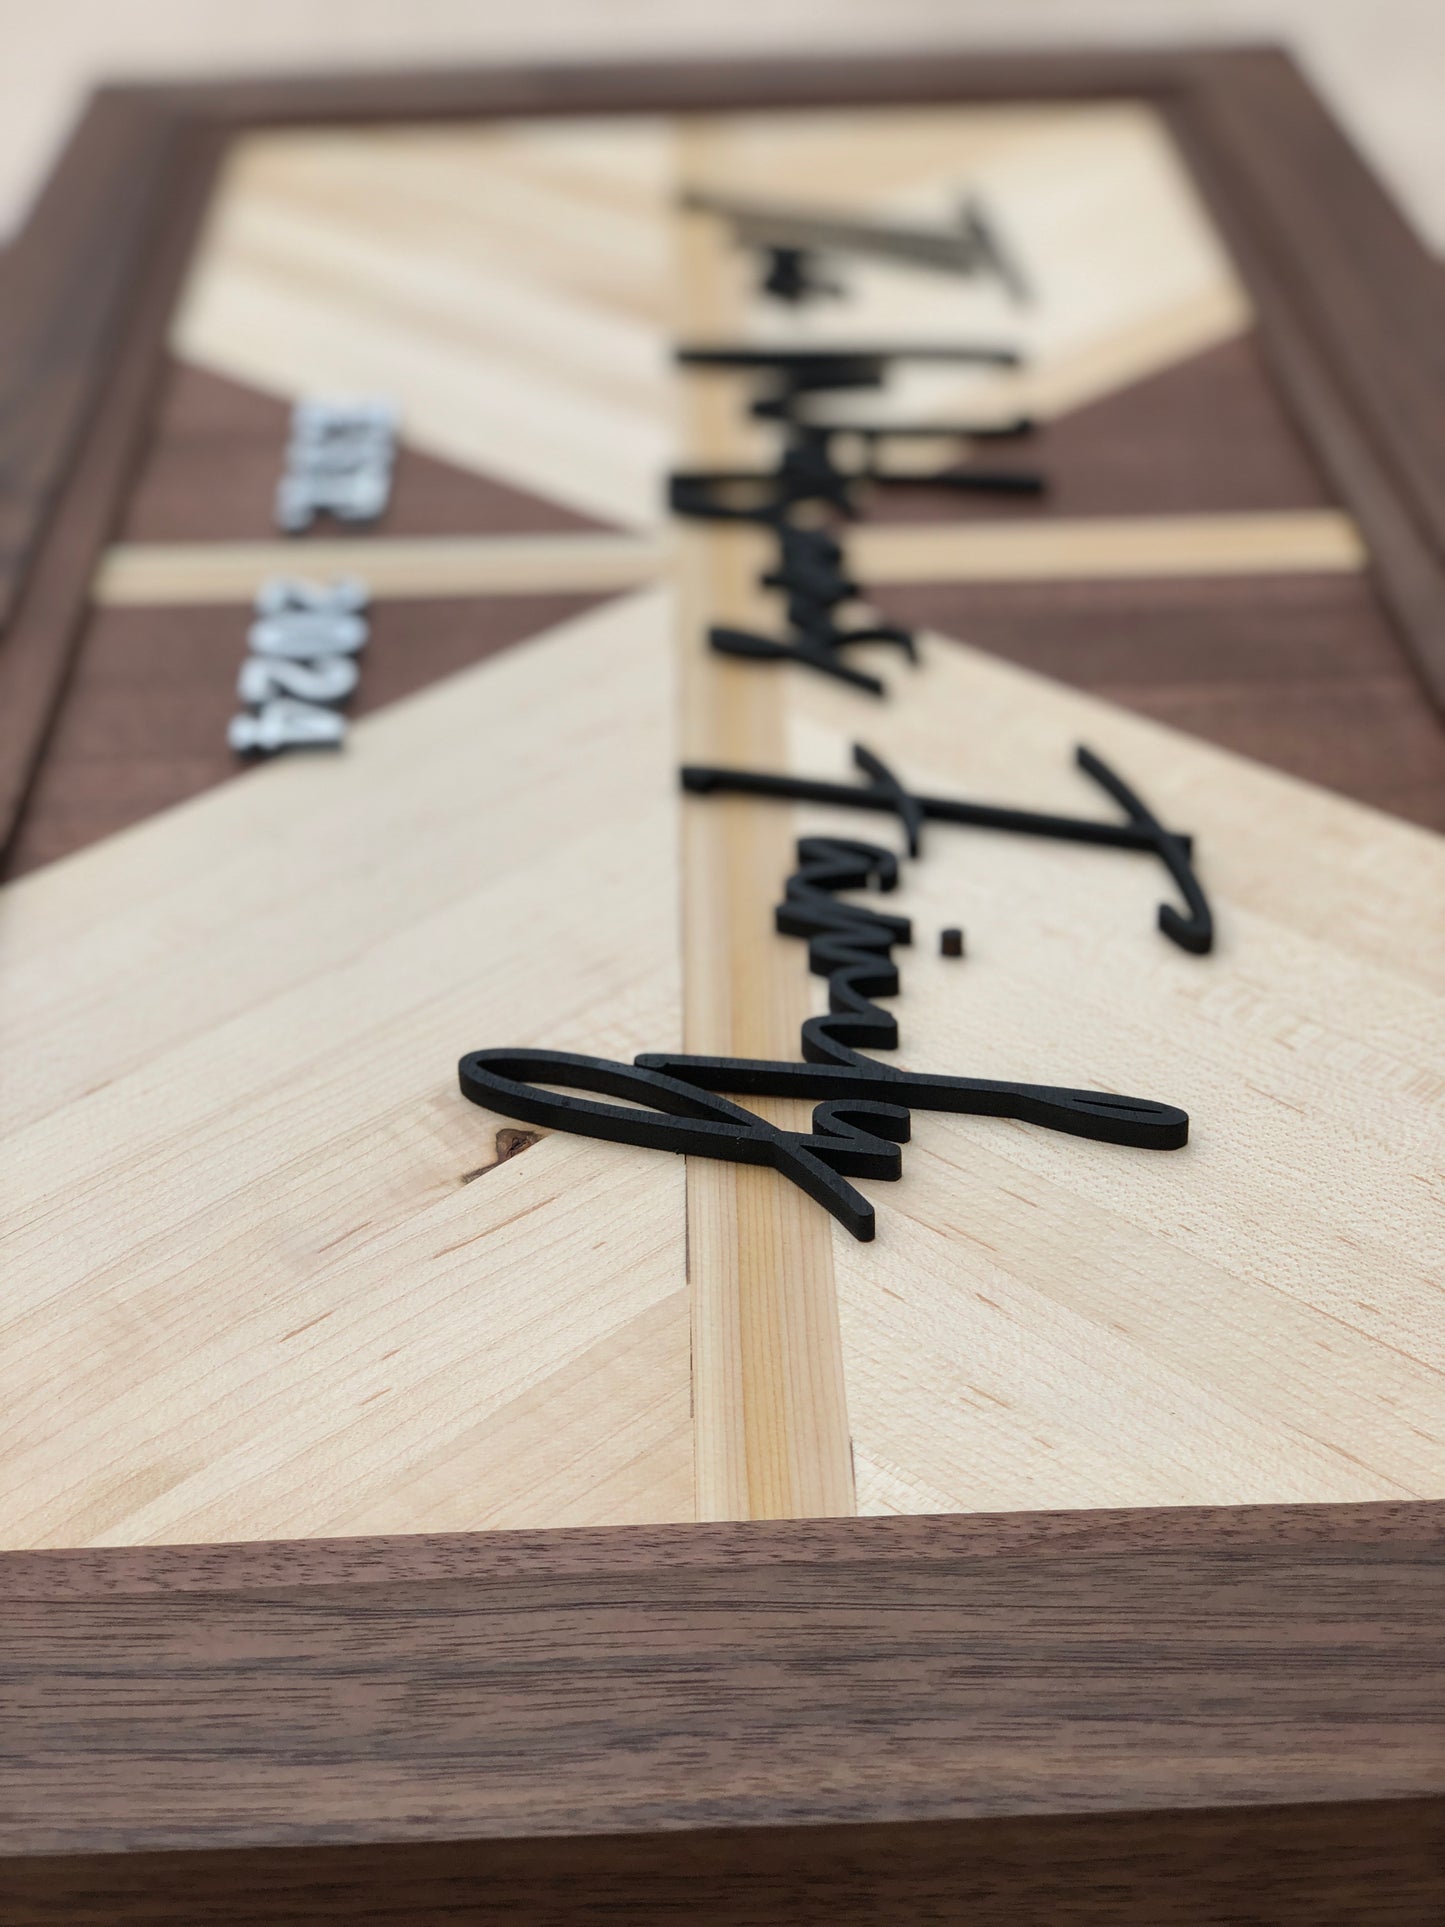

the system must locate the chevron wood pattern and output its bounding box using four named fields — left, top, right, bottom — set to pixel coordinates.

left=0, top=593, right=692, bottom=1546
left=2, top=94, right=1441, bottom=1552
